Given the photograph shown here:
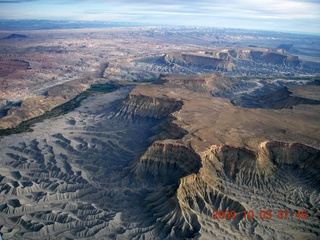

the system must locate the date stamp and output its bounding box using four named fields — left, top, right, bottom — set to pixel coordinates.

left=212, top=210, right=309, bottom=220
